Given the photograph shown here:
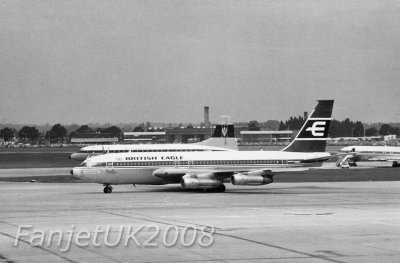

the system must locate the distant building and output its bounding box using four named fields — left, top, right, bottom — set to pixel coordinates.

left=165, top=127, right=212, bottom=143
left=122, top=128, right=212, bottom=144
left=240, top=130, right=293, bottom=144
left=122, top=127, right=294, bottom=145
left=384, top=134, right=397, bottom=141
left=70, top=137, right=119, bottom=144
left=70, top=132, right=118, bottom=145
left=121, top=106, right=218, bottom=143
left=123, top=132, right=166, bottom=143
